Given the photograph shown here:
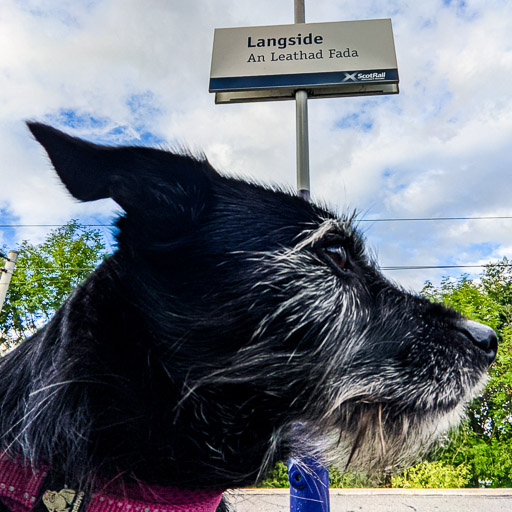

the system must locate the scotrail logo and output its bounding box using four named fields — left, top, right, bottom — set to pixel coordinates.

left=343, top=71, right=387, bottom=82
